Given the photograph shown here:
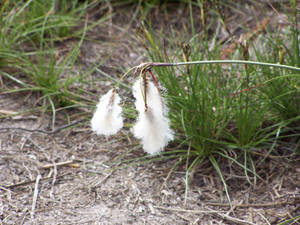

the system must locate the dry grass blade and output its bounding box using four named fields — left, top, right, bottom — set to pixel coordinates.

left=31, top=174, right=41, bottom=220
left=210, top=209, right=256, bottom=225
left=0, top=119, right=86, bottom=134
left=153, top=205, right=228, bottom=214
left=4, top=172, right=73, bottom=189
left=205, top=200, right=296, bottom=208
